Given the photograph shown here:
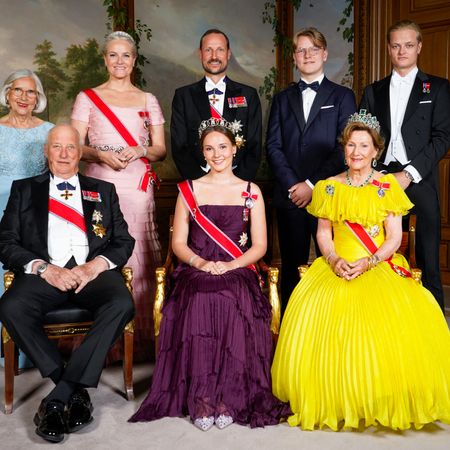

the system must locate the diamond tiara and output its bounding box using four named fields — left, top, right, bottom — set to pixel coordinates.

left=198, top=117, right=246, bottom=149
left=348, top=109, right=381, bottom=133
